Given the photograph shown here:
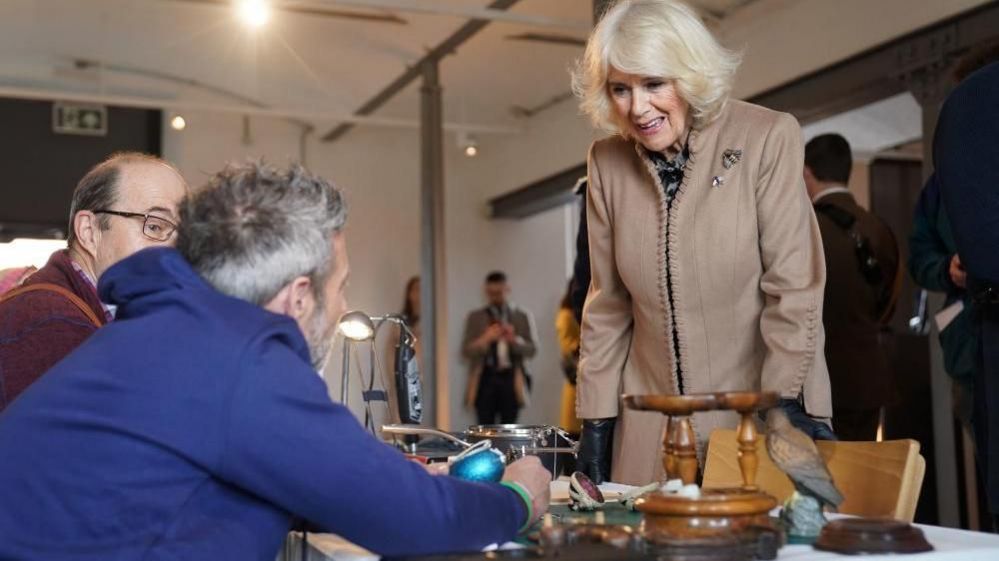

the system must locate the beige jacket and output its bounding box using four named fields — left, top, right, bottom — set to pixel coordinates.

left=577, top=100, right=831, bottom=486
